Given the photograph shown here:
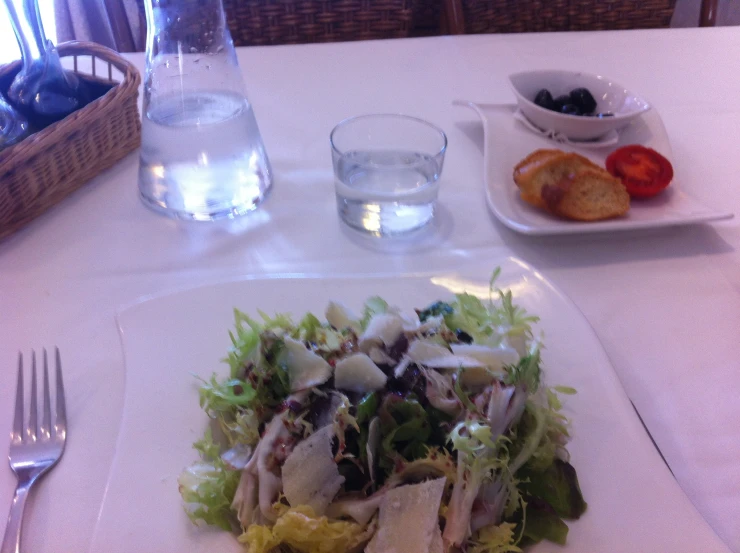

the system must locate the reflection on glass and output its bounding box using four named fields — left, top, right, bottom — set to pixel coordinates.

left=0, top=92, right=29, bottom=151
